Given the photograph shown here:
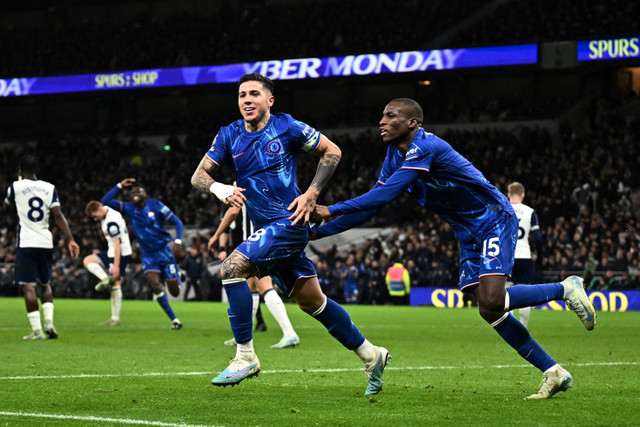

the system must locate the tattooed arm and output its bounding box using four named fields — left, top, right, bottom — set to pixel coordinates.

left=288, top=134, right=341, bottom=225
left=191, top=155, right=246, bottom=207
